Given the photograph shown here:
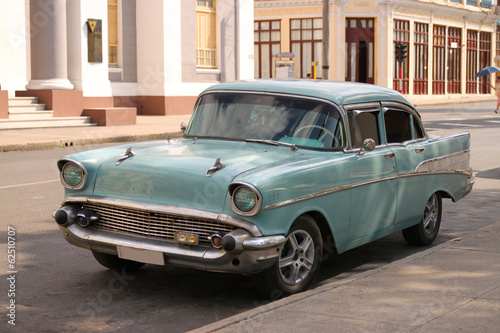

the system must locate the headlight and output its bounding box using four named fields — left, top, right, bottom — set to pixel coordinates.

left=59, top=160, right=87, bottom=190
left=230, top=183, right=262, bottom=216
